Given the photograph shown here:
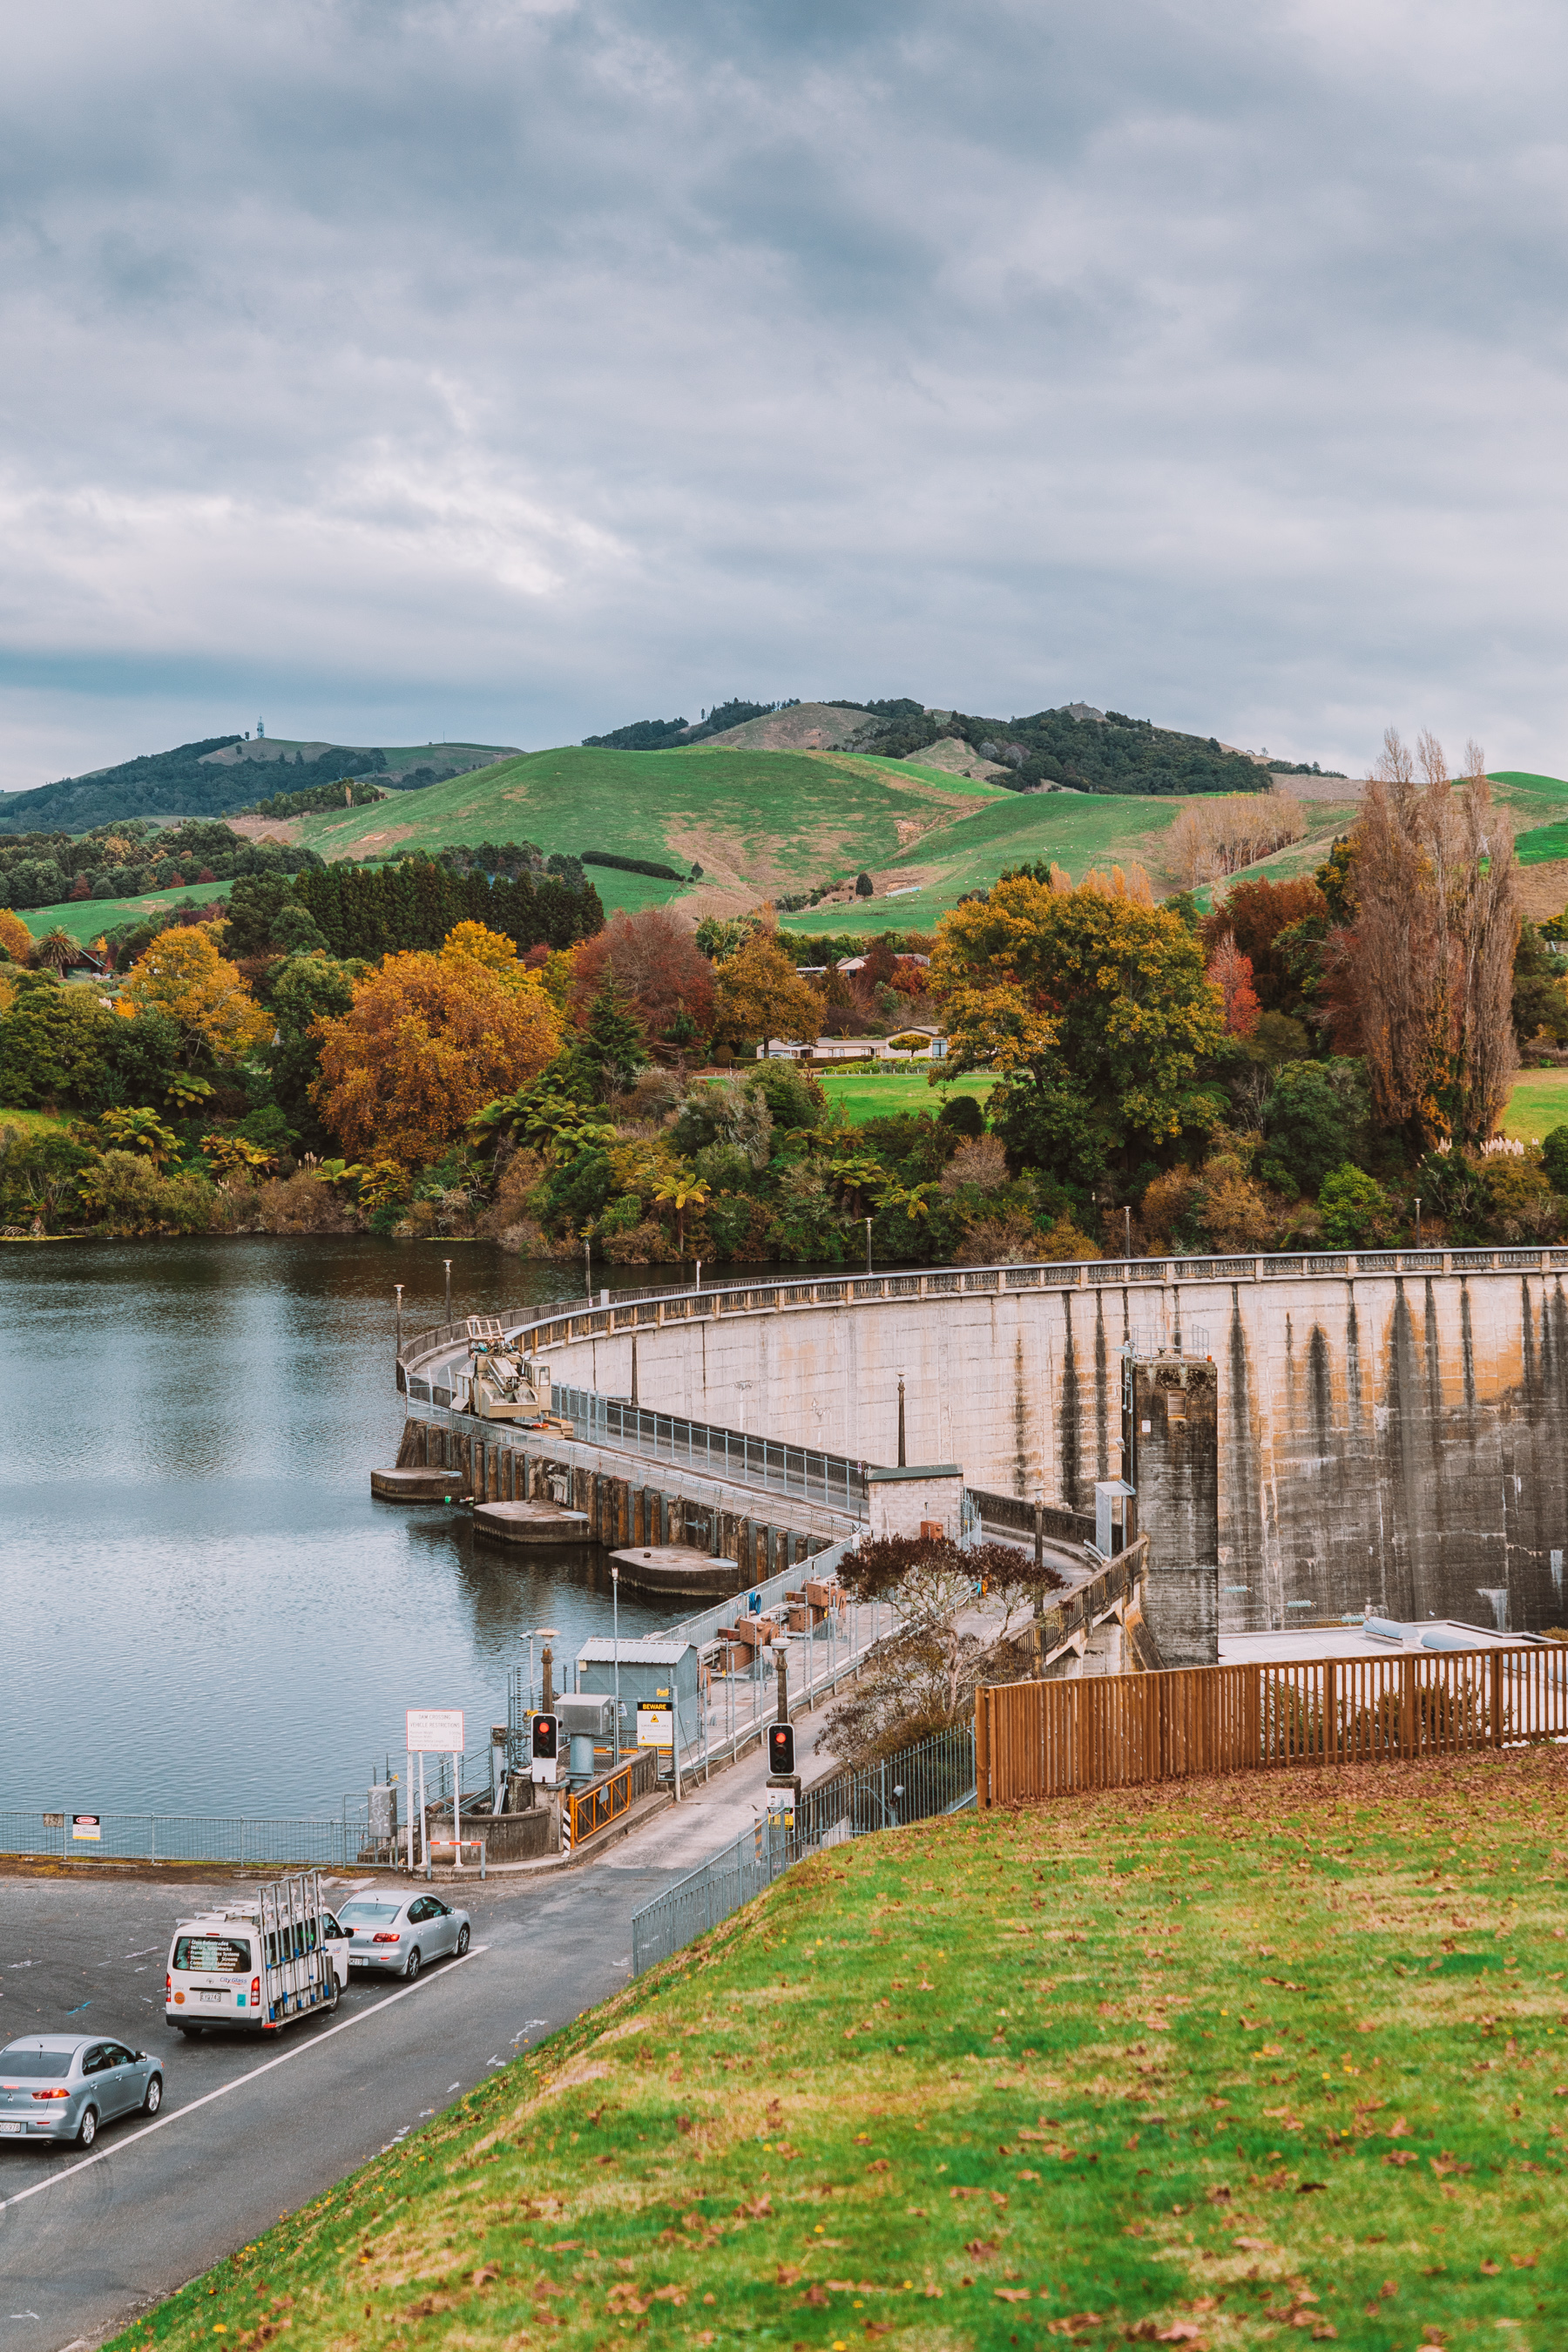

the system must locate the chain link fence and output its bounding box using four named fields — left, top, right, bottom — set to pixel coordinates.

left=630, top=1721, right=976, bottom=1973
left=0, top=1810, right=387, bottom=1870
